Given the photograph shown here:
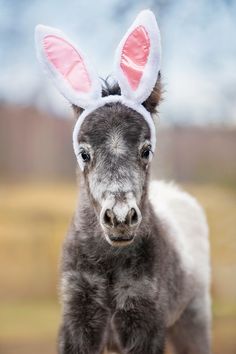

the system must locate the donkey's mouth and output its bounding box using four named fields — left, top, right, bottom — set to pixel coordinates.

left=106, top=234, right=135, bottom=247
